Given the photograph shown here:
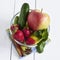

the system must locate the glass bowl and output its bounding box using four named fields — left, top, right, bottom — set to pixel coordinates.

left=10, top=12, right=50, bottom=48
